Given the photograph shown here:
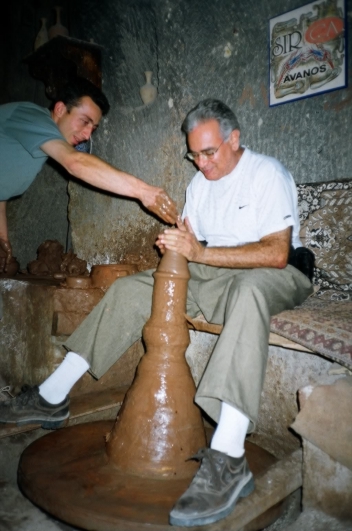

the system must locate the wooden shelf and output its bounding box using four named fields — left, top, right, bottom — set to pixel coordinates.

left=23, top=35, right=102, bottom=99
